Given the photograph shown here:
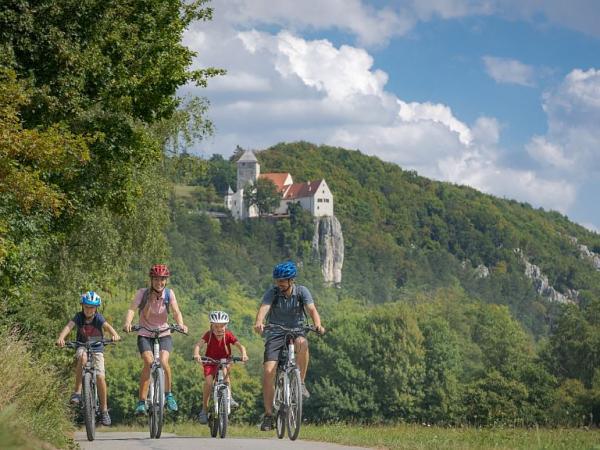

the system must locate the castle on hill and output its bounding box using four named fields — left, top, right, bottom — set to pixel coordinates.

left=225, top=150, right=334, bottom=220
